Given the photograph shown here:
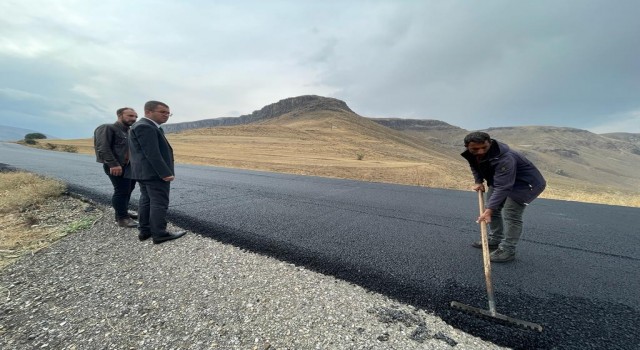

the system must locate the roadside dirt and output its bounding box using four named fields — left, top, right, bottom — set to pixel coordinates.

left=0, top=194, right=99, bottom=270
